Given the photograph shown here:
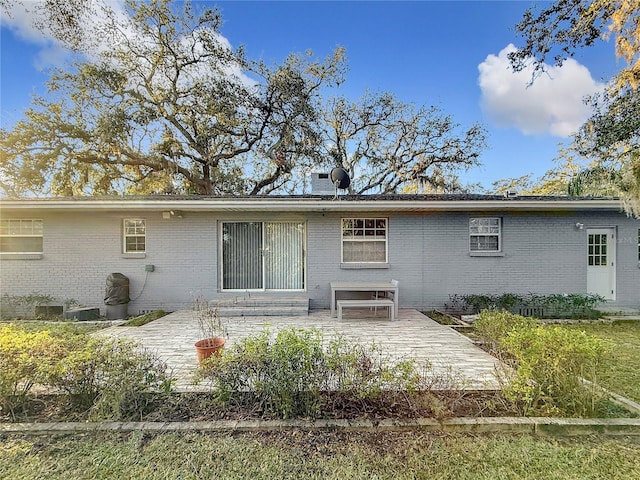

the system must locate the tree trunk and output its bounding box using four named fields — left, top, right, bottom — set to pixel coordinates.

left=202, top=164, right=212, bottom=195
